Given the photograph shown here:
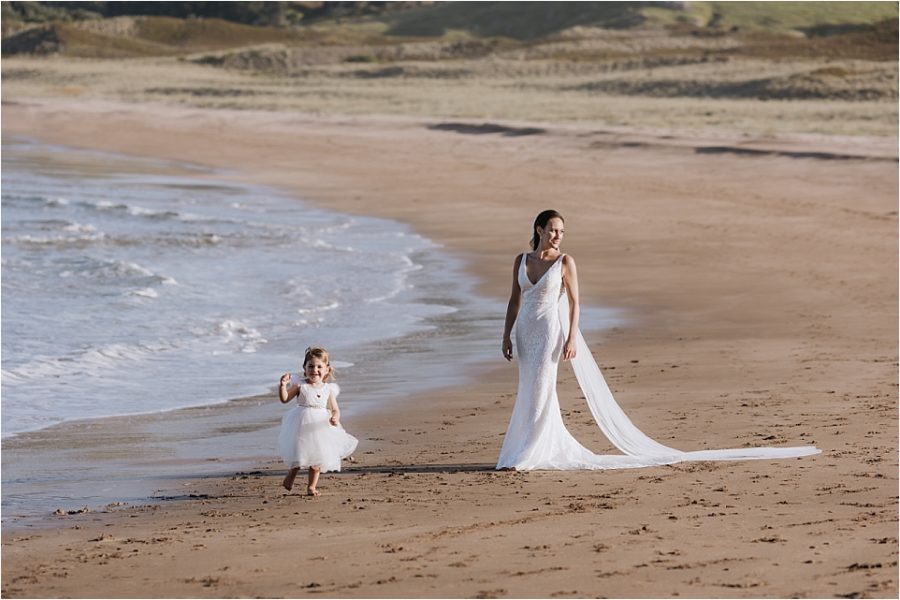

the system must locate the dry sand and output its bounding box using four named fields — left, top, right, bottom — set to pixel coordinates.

left=1, top=97, right=897, bottom=598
